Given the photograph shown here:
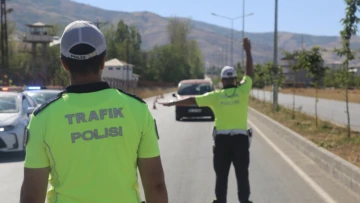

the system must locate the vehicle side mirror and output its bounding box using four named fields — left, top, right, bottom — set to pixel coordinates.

left=172, top=93, right=177, bottom=98
left=26, top=107, right=36, bottom=115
